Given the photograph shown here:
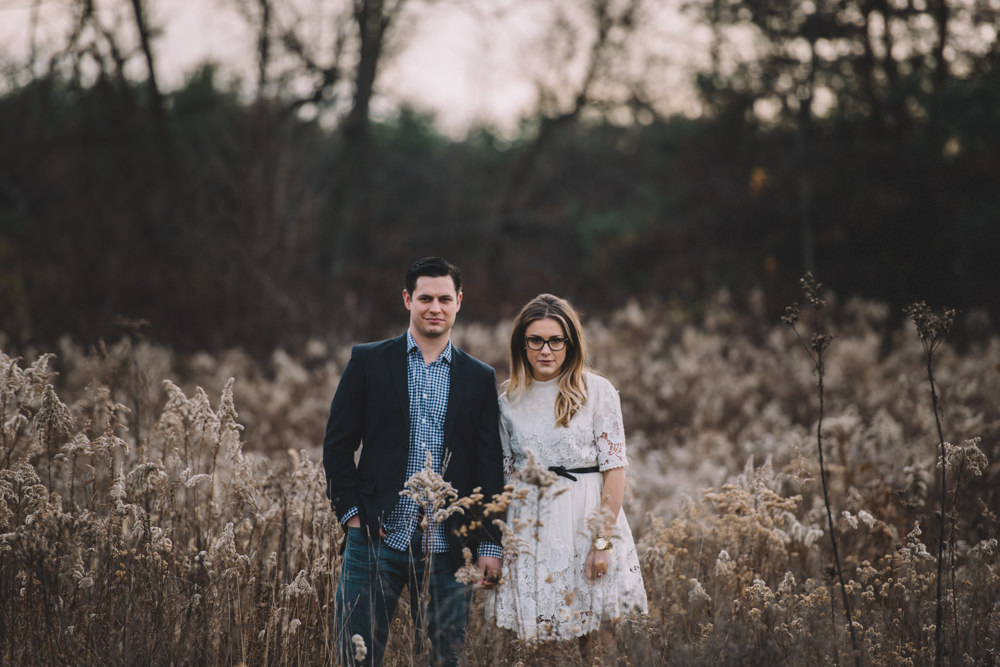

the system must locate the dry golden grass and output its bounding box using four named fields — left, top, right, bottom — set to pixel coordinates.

left=2, top=291, right=998, bottom=665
